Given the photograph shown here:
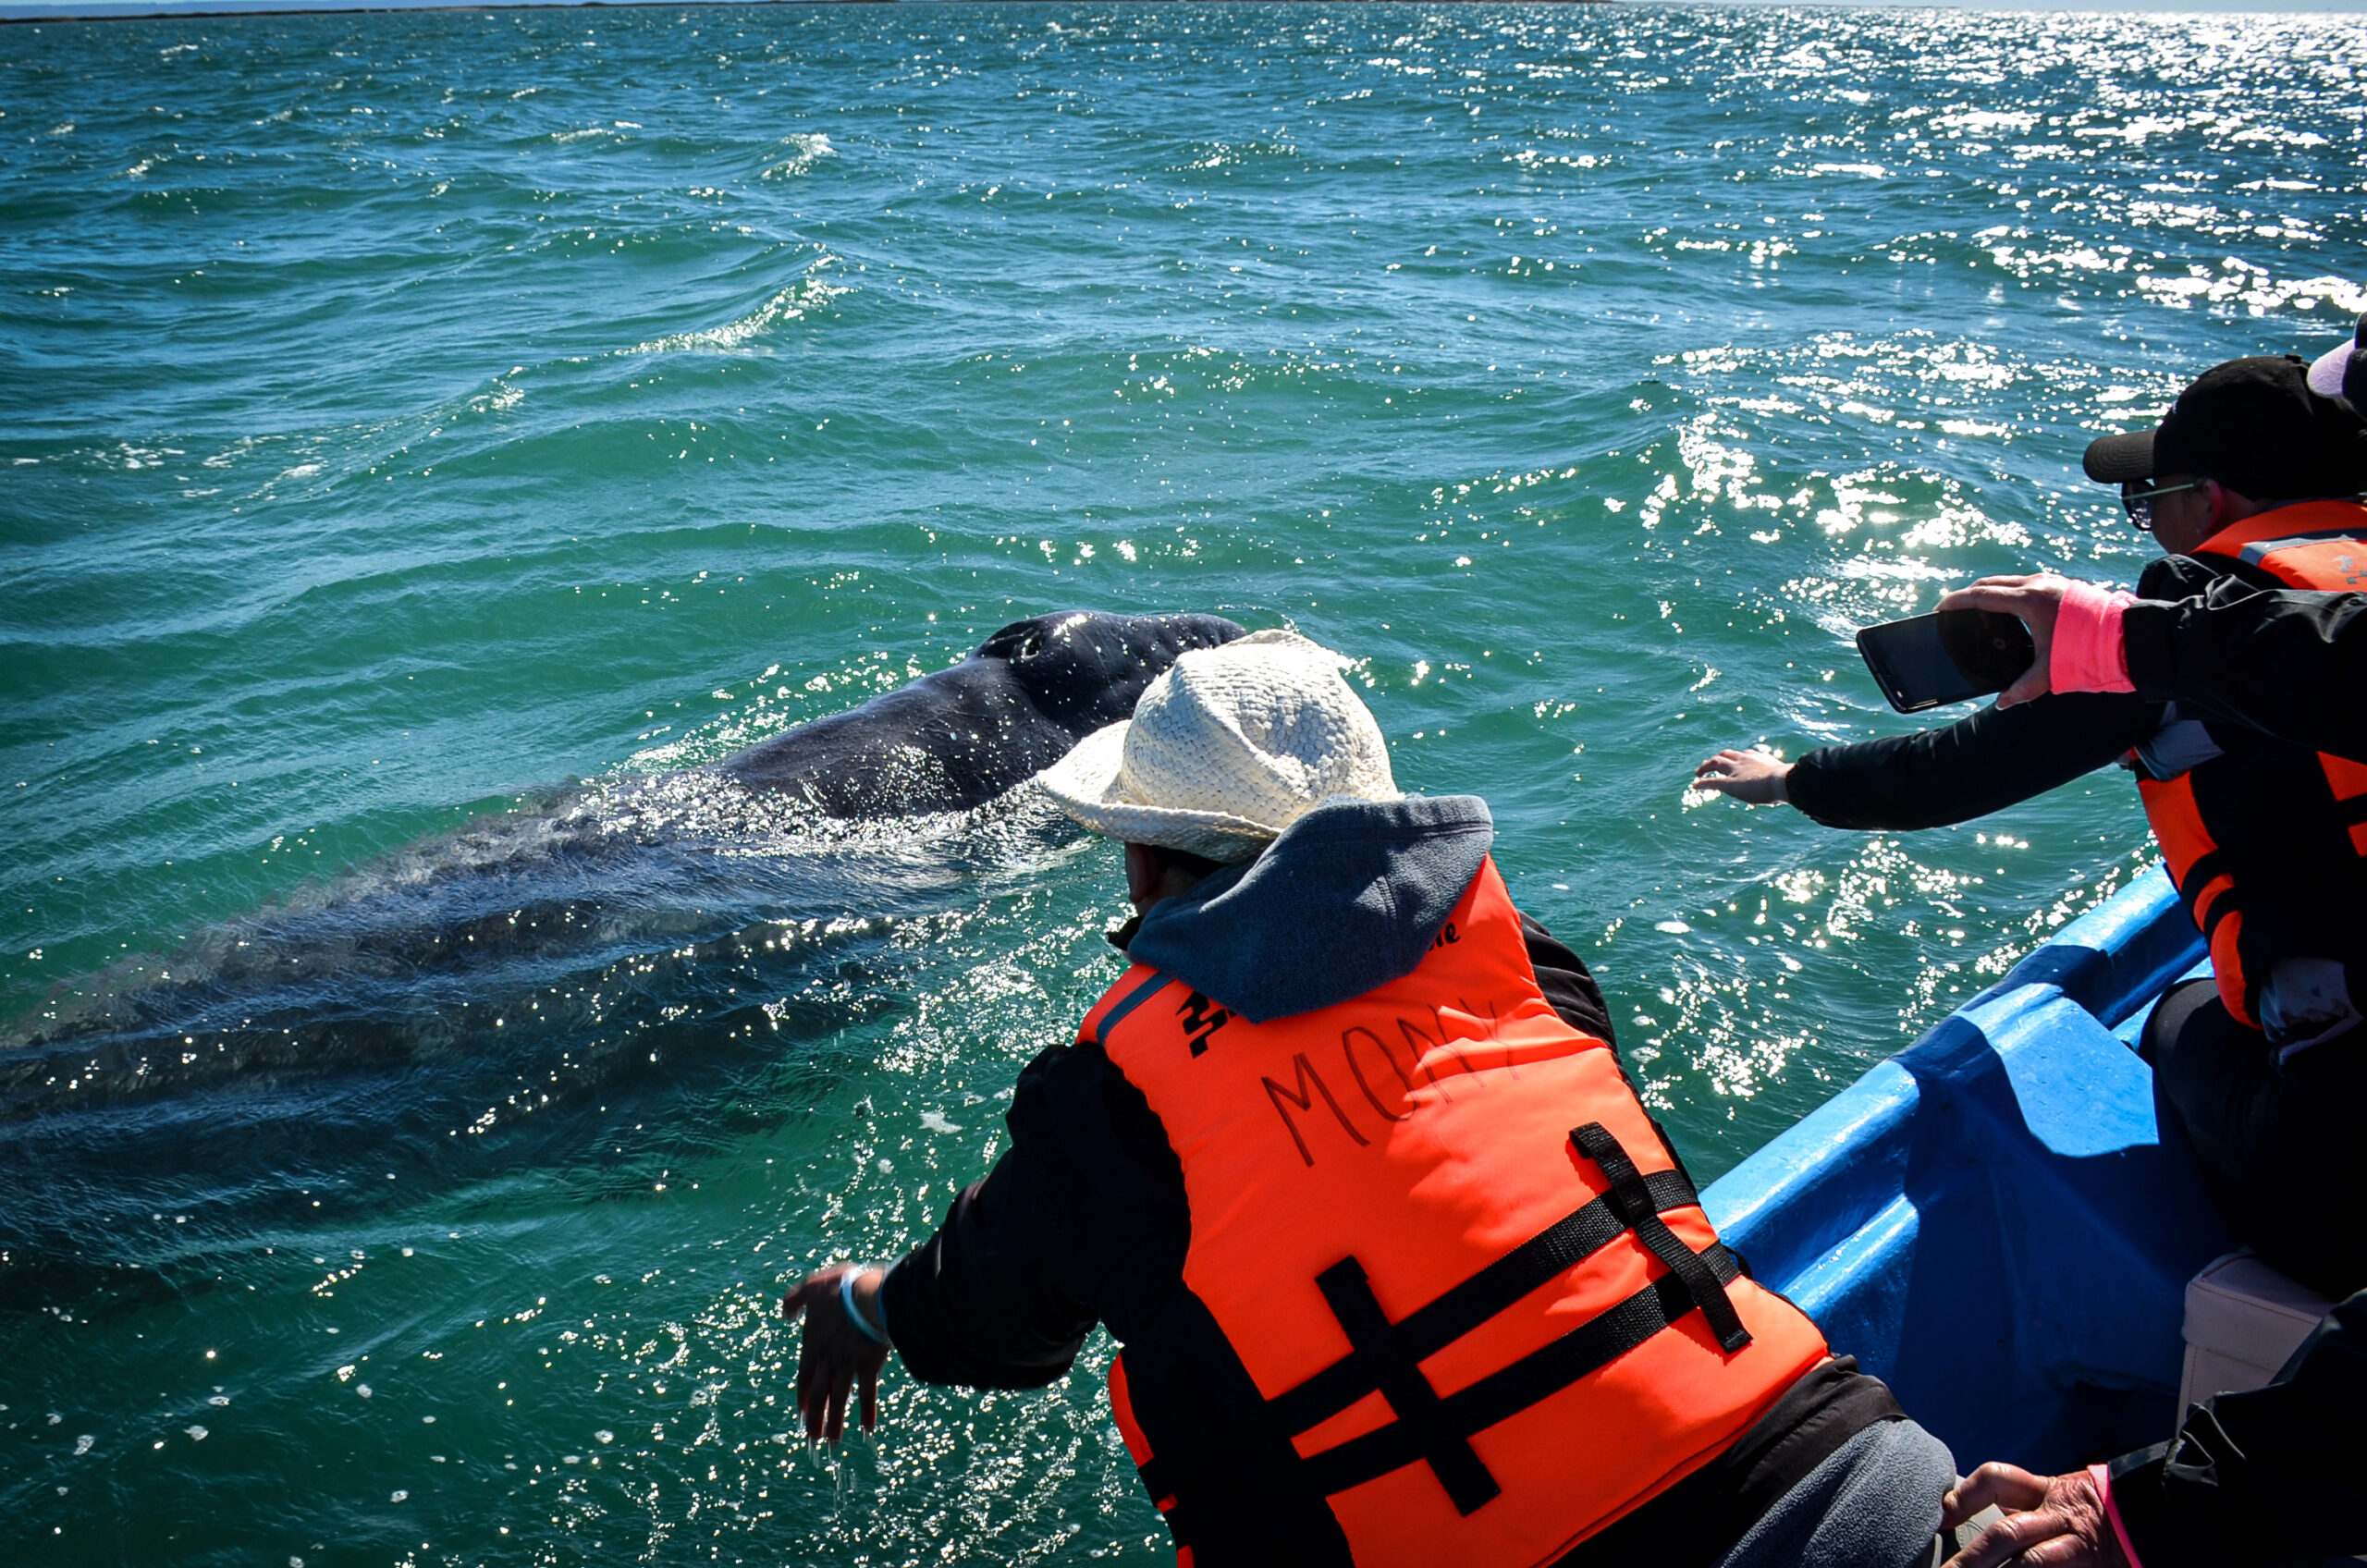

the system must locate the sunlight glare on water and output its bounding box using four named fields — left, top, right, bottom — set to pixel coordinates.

left=1, top=3, right=2362, bottom=1562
